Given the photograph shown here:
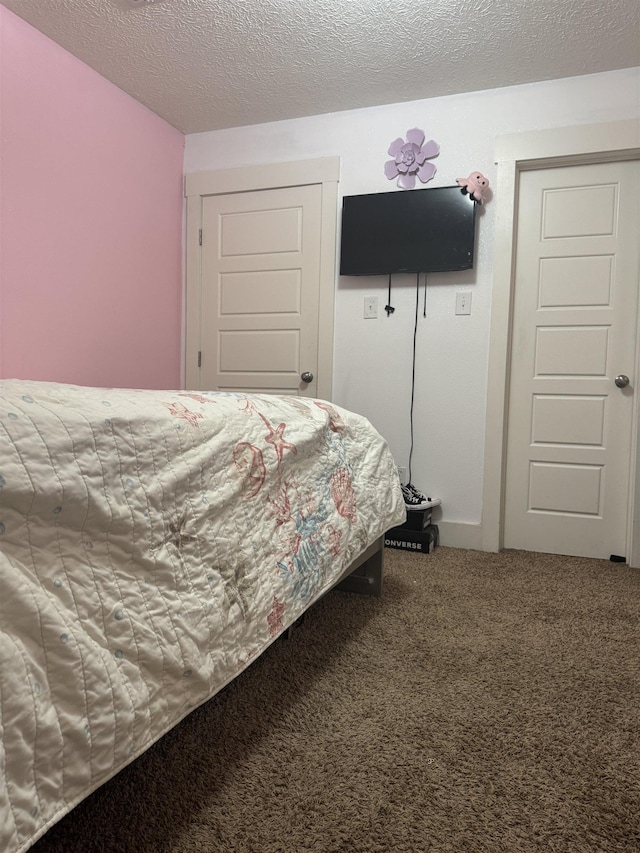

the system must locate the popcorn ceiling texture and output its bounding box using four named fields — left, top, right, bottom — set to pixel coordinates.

left=1, top=0, right=639, bottom=133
